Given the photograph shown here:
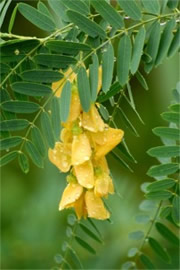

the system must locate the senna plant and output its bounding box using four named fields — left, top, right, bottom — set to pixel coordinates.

left=0, top=0, right=179, bottom=269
